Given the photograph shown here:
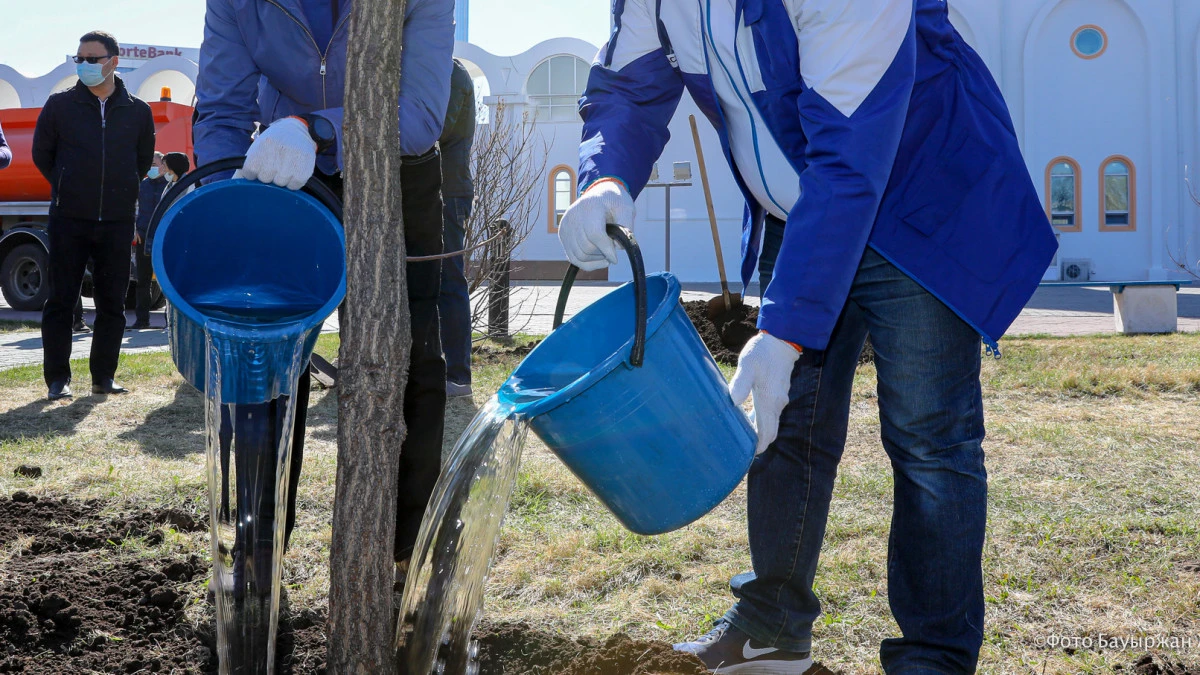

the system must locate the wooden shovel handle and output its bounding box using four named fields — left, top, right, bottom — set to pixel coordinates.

left=689, top=115, right=732, bottom=309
